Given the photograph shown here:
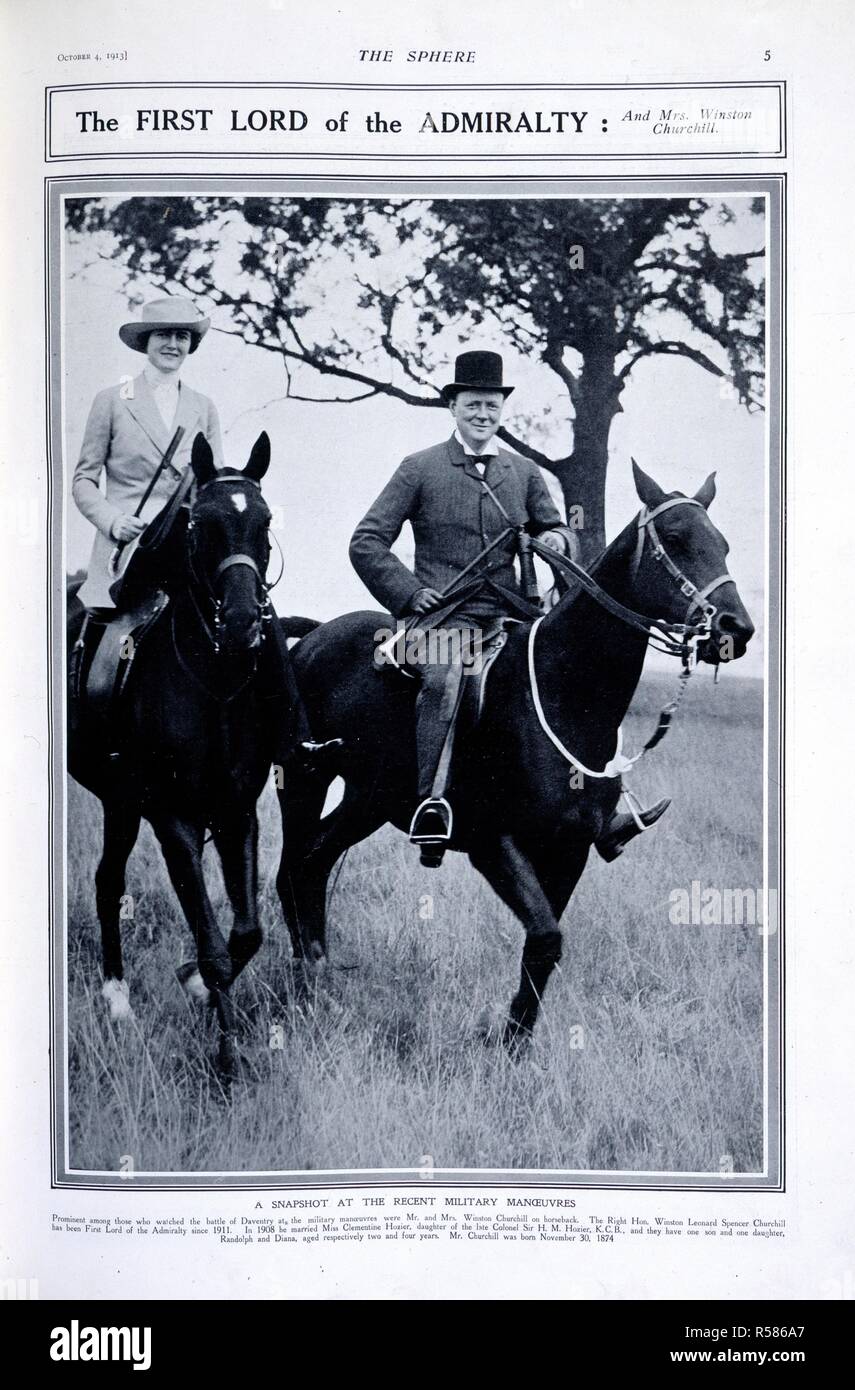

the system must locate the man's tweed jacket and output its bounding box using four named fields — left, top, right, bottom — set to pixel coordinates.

left=72, top=372, right=223, bottom=608
left=349, top=433, right=569, bottom=619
